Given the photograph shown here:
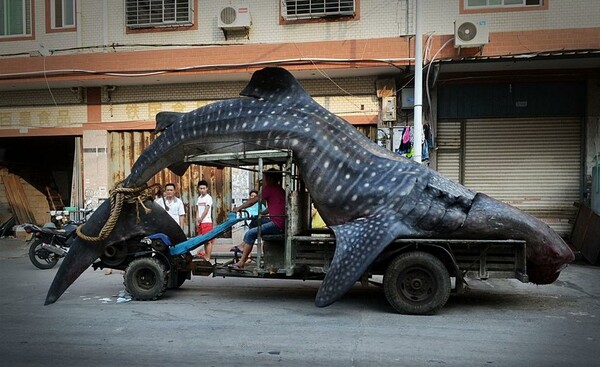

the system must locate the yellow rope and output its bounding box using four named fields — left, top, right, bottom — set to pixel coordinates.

left=76, top=182, right=161, bottom=243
